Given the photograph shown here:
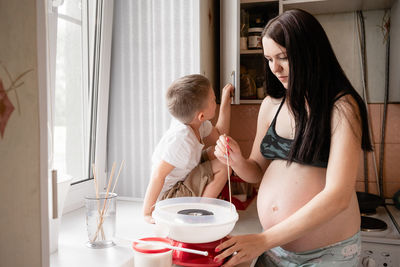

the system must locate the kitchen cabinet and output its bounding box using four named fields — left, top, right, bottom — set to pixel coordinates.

left=198, top=0, right=218, bottom=91
left=220, top=0, right=279, bottom=104
left=280, top=0, right=395, bottom=15
left=221, top=0, right=399, bottom=104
